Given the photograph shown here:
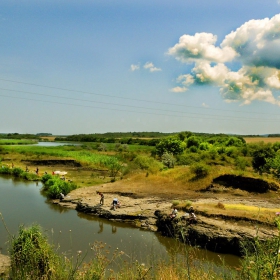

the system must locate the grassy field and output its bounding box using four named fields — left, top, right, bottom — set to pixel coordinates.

left=244, top=137, right=280, bottom=143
